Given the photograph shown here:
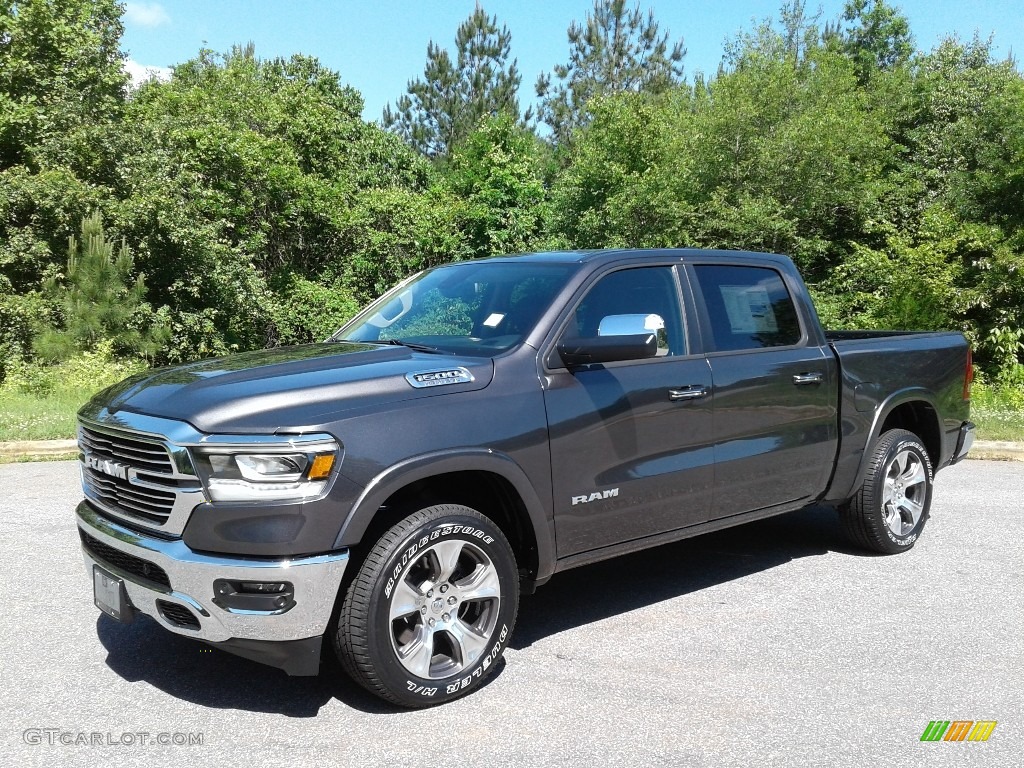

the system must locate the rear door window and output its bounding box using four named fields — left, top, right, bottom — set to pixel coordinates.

left=692, top=265, right=802, bottom=351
